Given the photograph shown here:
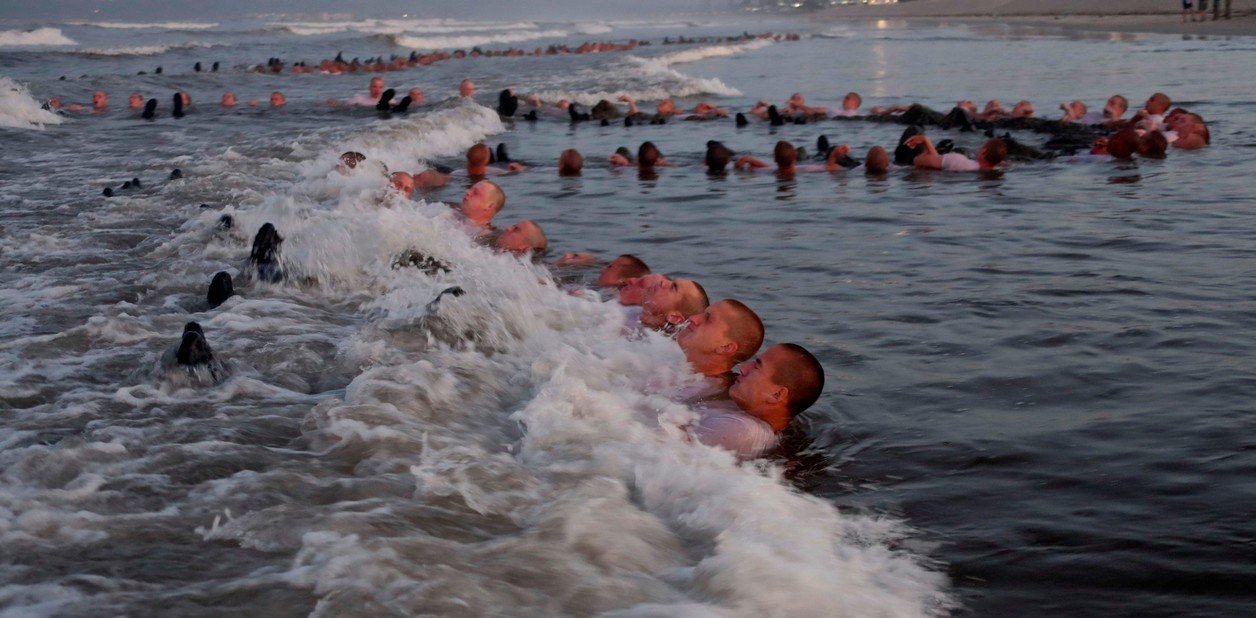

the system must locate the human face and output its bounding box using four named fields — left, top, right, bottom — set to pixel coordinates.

left=496, top=222, right=540, bottom=254
left=129, top=93, right=143, bottom=108
left=222, top=92, right=237, bottom=106
left=459, top=181, right=498, bottom=225
left=641, top=278, right=702, bottom=328
left=1012, top=101, right=1034, bottom=117
left=390, top=172, right=414, bottom=198
left=842, top=93, right=859, bottom=111
left=1104, top=96, right=1126, bottom=120
left=179, top=92, right=191, bottom=106
left=459, top=79, right=475, bottom=97
left=596, top=257, right=639, bottom=287
left=92, top=91, right=107, bottom=109
left=369, top=78, right=384, bottom=98
left=618, top=273, right=666, bottom=306
left=270, top=92, right=285, bottom=107
left=676, top=301, right=736, bottom=365
left=729, top=346, right=790, bottom=415
left=408, top=88, right=424, bottom=104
